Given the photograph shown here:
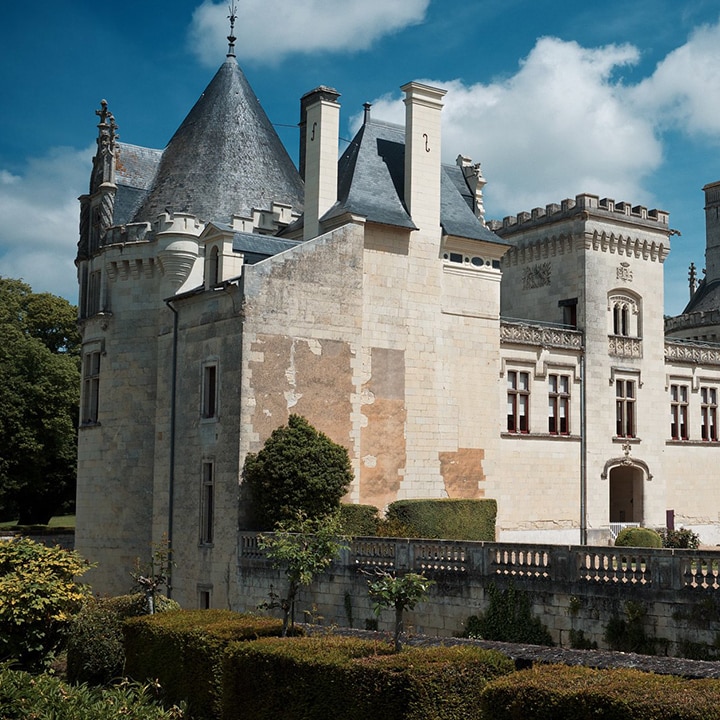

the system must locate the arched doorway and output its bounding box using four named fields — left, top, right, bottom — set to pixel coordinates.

left=609, top=465, right=644, bottom=523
